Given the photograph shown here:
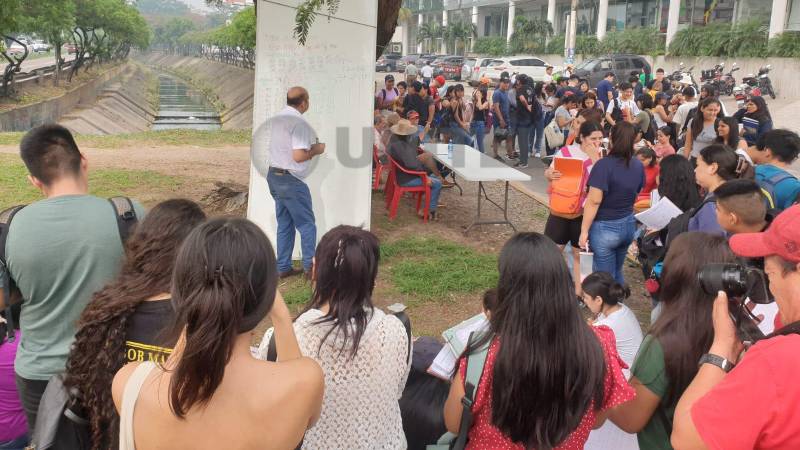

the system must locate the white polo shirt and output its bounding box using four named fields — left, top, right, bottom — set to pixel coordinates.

left=269, top=106, right=317, bottom=180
